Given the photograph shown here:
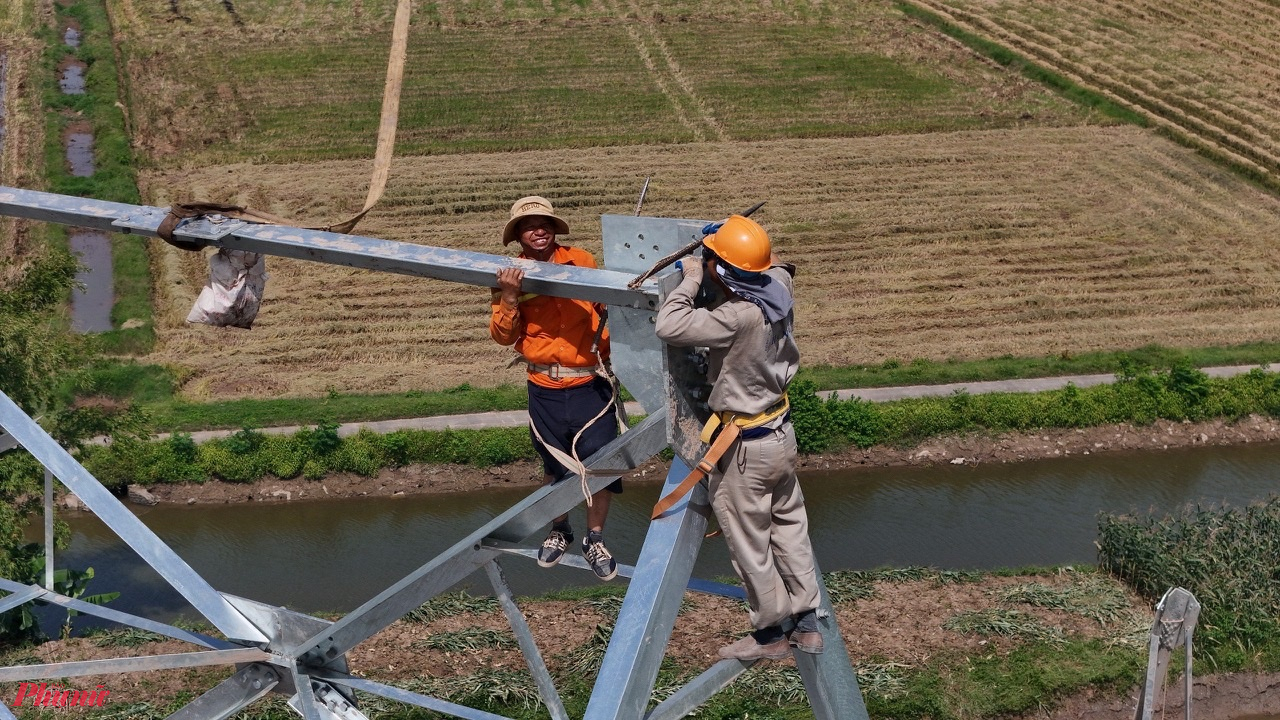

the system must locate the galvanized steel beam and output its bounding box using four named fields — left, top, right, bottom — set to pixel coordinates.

left=0, top=186, right=659, bottom=310
left=0, top=391, right=267, bottom=644
left=791, top=565, right=871, bottom=720
left=644, top=661, right=748, bottom=720
left=294, top=412, right=668, bottom=664
left=166, top=664, right=281, bottom=720
left=322, top=676, right=514, bottom=720
left=485, top=561, right=568, bottom=720
left=0, top=585, right=45, bottom=615
left=0, top=648, right=273, bottom=682
left=0, top=578, right=231, bottom=649
left=583, top=456, right=713, bottom=720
